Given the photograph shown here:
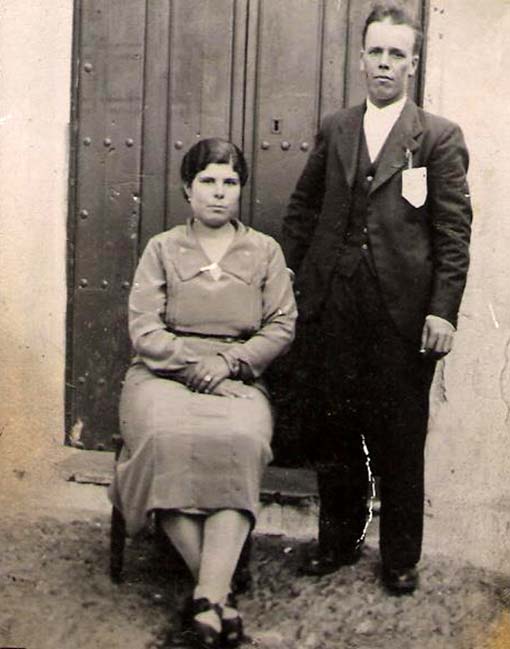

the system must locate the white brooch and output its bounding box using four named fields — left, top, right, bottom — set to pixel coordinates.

left=199, top=262, right=222, bottom=281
